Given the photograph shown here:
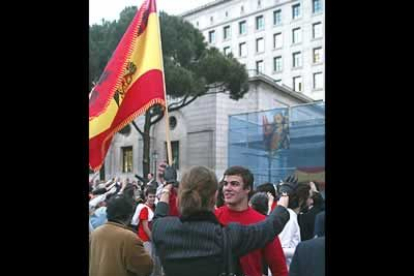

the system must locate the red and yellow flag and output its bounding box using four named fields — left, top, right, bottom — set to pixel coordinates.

left=89, top=0, right=165, bottom=171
